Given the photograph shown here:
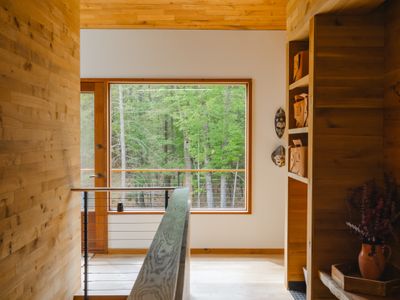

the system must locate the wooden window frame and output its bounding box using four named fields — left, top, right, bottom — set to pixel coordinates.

left=81, top=78, right=252, bottom=215
left=80, top=81, right=108, bottom=253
